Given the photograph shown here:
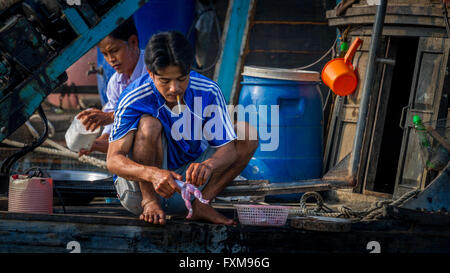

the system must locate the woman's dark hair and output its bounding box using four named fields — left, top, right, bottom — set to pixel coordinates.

left=109, top=17, right=138, bottom=42
left=144, top=31, right=194, bottom=76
